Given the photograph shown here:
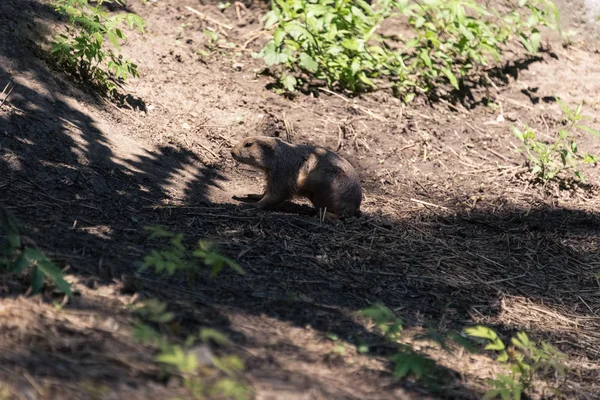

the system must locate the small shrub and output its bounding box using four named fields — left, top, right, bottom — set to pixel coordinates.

left=360, top=303, right=404, bottom=340
left=0, top=207, right=72, bottom=298
left=359, top=304, right=437, bottom=380
left=465, top=326, right=568, bottom=399
left=141, top=225, right=245, bottom=279
left=51, top=0, right=145, bottom=93
left=131, top=298, right=250, bottom=400
left=513, top=99, right=599, bottom=183
left=256, top=0, right=559, bottom=100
